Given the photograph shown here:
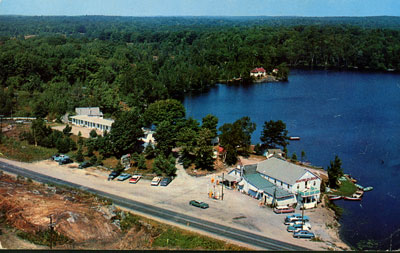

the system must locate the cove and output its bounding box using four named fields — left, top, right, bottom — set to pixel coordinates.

left=183, top=69, right=400, bottom=250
